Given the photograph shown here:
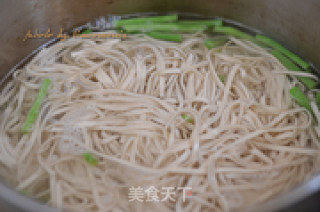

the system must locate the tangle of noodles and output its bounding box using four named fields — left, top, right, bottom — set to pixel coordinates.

left=0, top=32, right=320, bottom=212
